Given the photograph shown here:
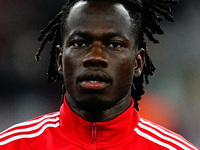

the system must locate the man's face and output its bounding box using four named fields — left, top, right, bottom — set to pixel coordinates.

left=58, top=1, right=140, bottom=111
